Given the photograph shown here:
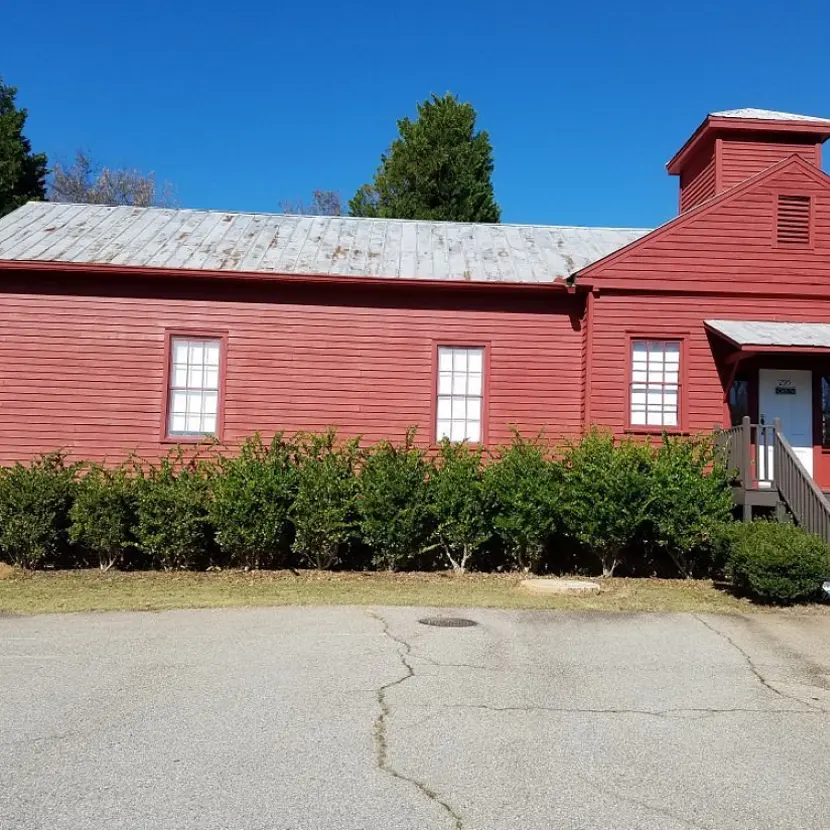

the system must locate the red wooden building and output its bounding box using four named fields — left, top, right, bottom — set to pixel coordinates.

left=3, top=107, right=830, bottom=500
